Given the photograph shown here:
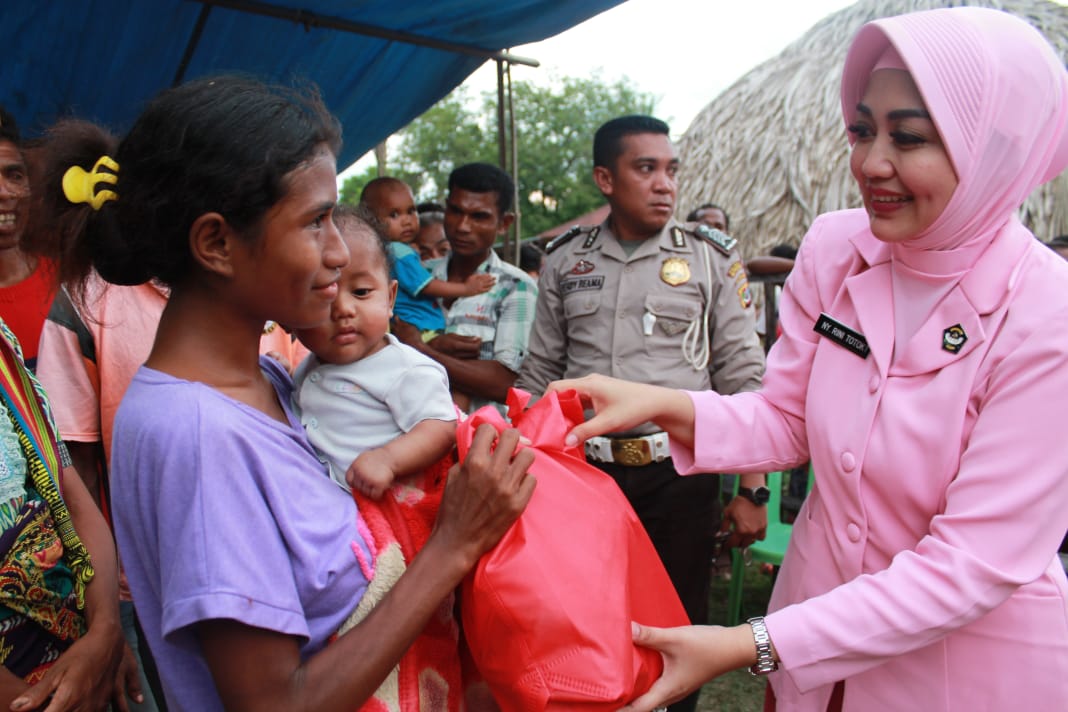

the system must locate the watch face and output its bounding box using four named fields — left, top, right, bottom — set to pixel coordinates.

left=741, top=486, right=771, bottom=505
